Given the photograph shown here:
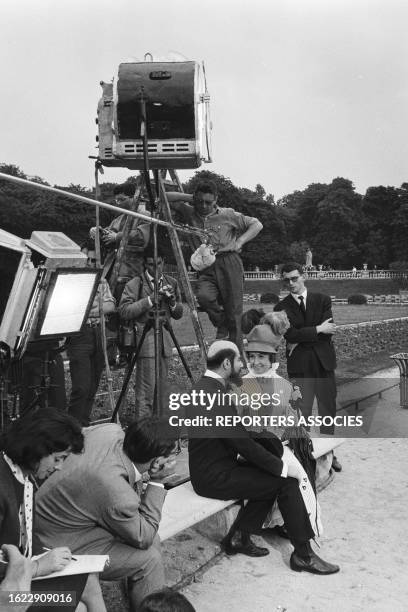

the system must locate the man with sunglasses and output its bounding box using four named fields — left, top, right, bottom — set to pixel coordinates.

left=274, top=262, right=342, bottom=472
